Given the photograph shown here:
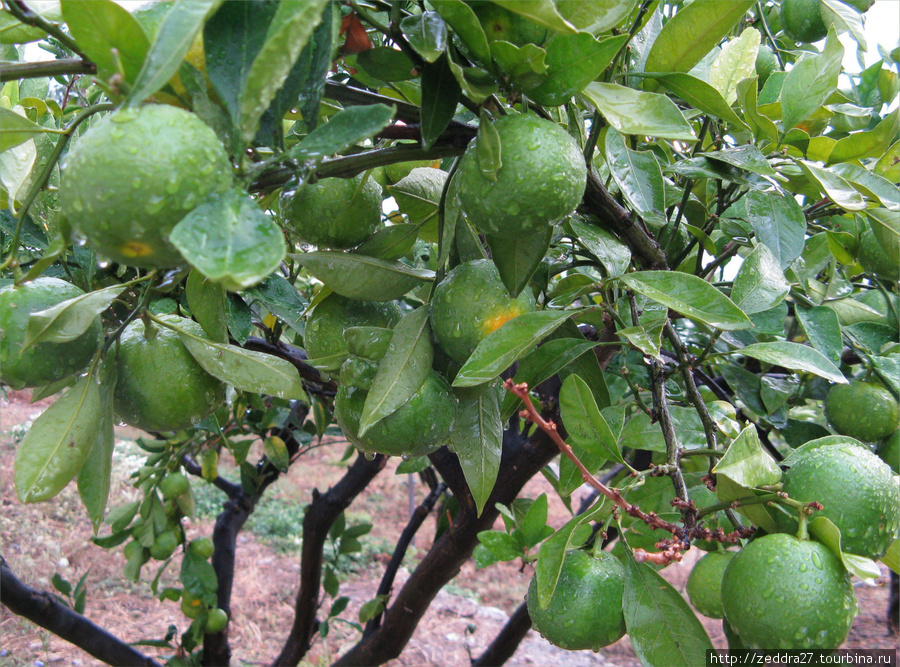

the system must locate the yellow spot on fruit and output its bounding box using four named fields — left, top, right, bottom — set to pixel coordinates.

left=482, top=308, right=521, bottom=335
left=120, top=241, right=154, bottom=258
